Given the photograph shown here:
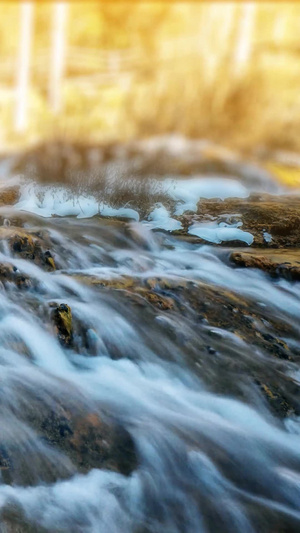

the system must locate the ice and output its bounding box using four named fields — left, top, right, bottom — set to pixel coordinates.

left=163, top=177, right=249, bottom=215
left=146, top=204, right=182, bottom=231
left=188, top=223, right=254, bottom=245
left=15, top=174, right=249, bottom=223
left=263, top=230, right=272, bottom=243
left=15, top=184, right=97, bottom=218
left=15, top=183, right=139, bottom=221
left=100, top=204, right=139, bottom=221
